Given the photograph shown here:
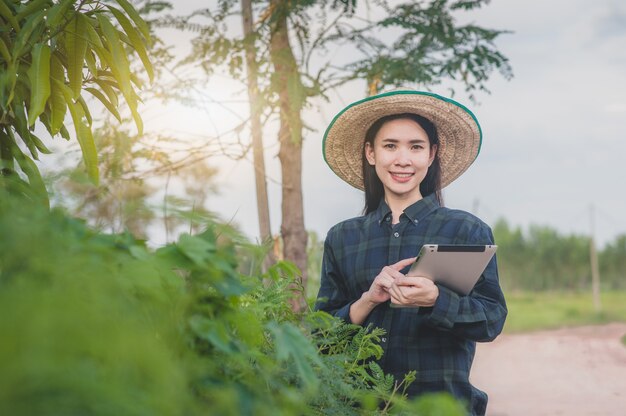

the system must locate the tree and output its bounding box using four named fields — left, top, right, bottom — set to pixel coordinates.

left=0, top=0, right=153, bottom=206
left=52, top=119, right=220, bottom=240
left=242, top=0, right=274, bottom=271
left=167, top=0, right=512, bottom=306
